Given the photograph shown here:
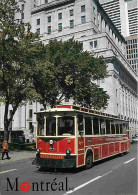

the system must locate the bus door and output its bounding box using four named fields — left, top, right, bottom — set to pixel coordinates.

left=77, top=114, right=85, bottom=167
